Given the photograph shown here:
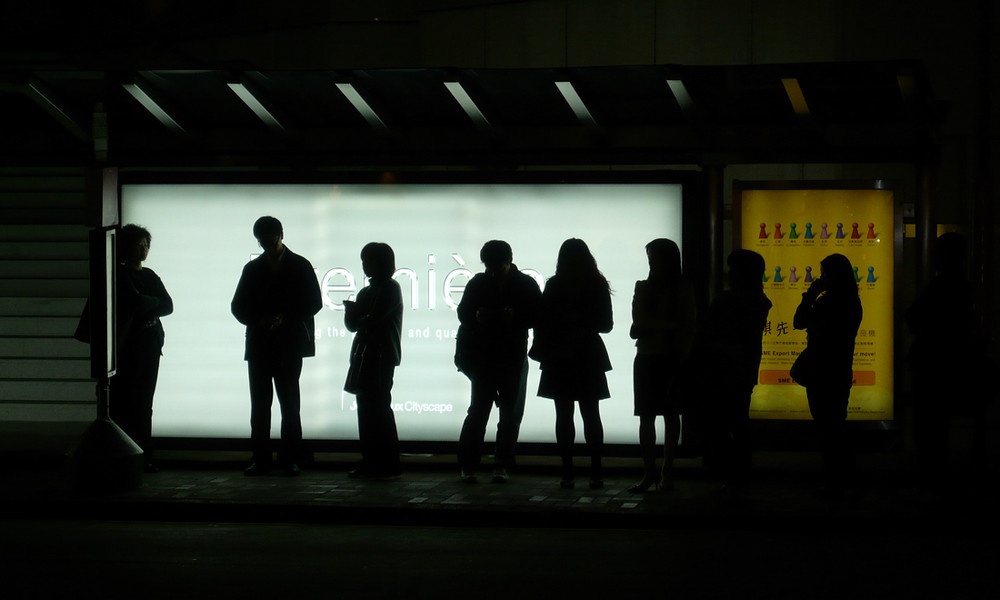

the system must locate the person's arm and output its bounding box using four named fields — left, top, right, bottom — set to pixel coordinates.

left=138, top=270, right=173, bottom=318
left=594, top=284, right=613, bottom=334
left=793, top=280, right=823, bottom=330
left=512, top=275, right=542, bottom=330
left=631, top=280, right=694, bottom=337
left=629, top=281, right=645, bottom=339
left=352, top=279, right=403, bottom=332
left=343, top=289, right=366, bottom=333
left=456, top=276, right=481, bottom=326
left=282, top=257, right=323, bottom=323
left=231, top=263, right=256, bottom=326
